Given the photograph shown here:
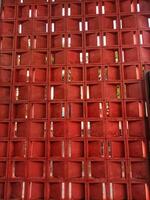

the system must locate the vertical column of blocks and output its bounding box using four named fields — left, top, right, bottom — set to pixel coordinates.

left=0, top=1, right=15, bottom=199
left=49, top=1, right=67, bottom=199
left=85, top=1, right=104, bottom=200
left=66, top=2, right=86, bottom=199
left=119, top=0, right=150, bottom=199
